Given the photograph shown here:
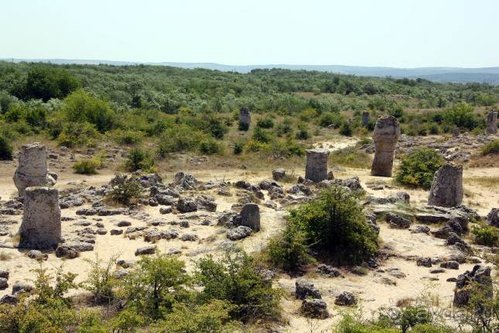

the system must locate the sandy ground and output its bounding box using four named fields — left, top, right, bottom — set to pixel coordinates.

left=0, top=135, right=497, bottom=332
